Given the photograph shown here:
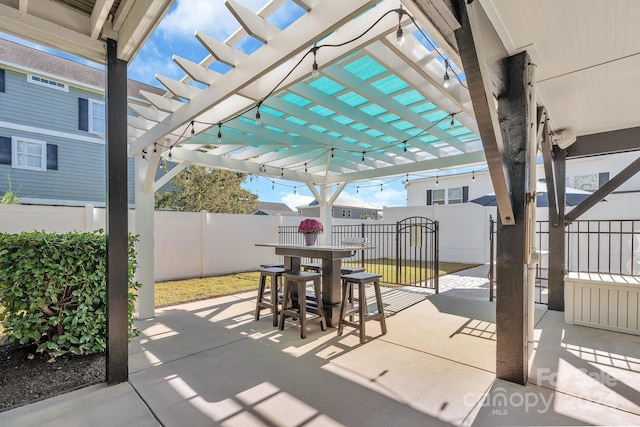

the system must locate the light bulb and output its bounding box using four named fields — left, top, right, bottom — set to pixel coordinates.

left=443, top=72, right=451, bottom=88
left=255, top=109, right=261, bottom=126
left=396, top=27, right=405, bottom=47
left=217, top=123, right=222, bottom=144
left=312, top=61, right=319, bottom=78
